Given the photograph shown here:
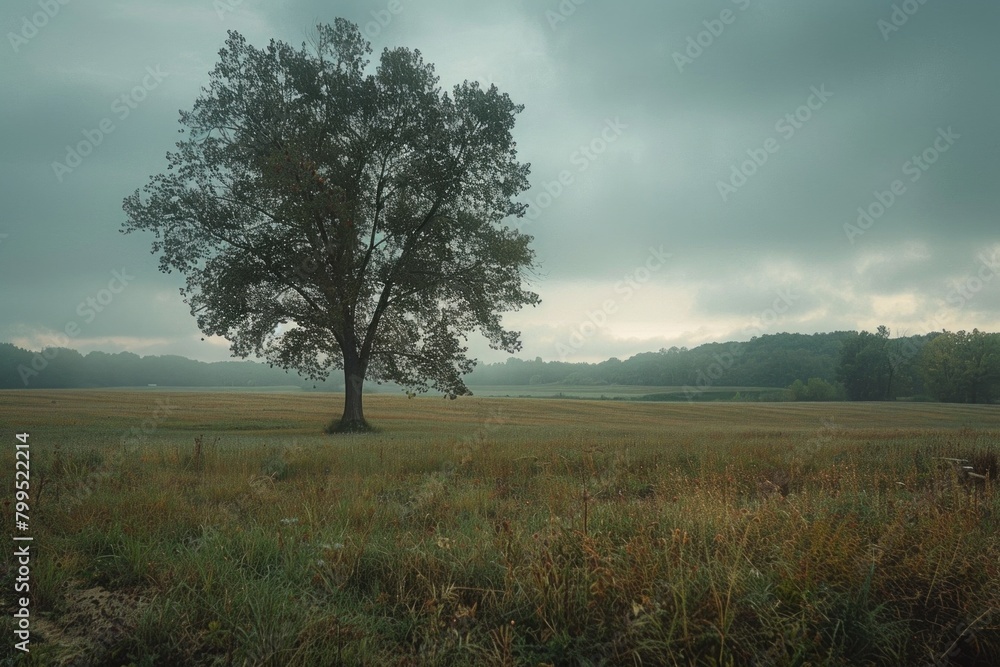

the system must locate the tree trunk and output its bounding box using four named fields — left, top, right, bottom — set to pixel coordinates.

left=332, top=352, right=371, bottom=433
